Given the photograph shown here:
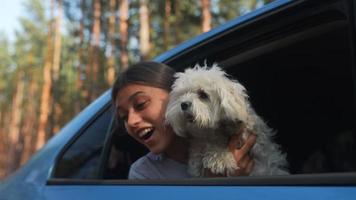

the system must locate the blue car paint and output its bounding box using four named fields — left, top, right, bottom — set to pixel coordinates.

left=43, top=185, right=356, bottom=200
